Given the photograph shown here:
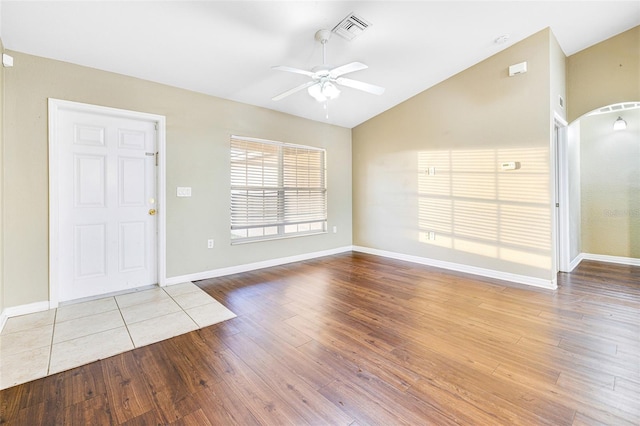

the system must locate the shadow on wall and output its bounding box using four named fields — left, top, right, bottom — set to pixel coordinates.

left=417, top=147, right=551, bottom=270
